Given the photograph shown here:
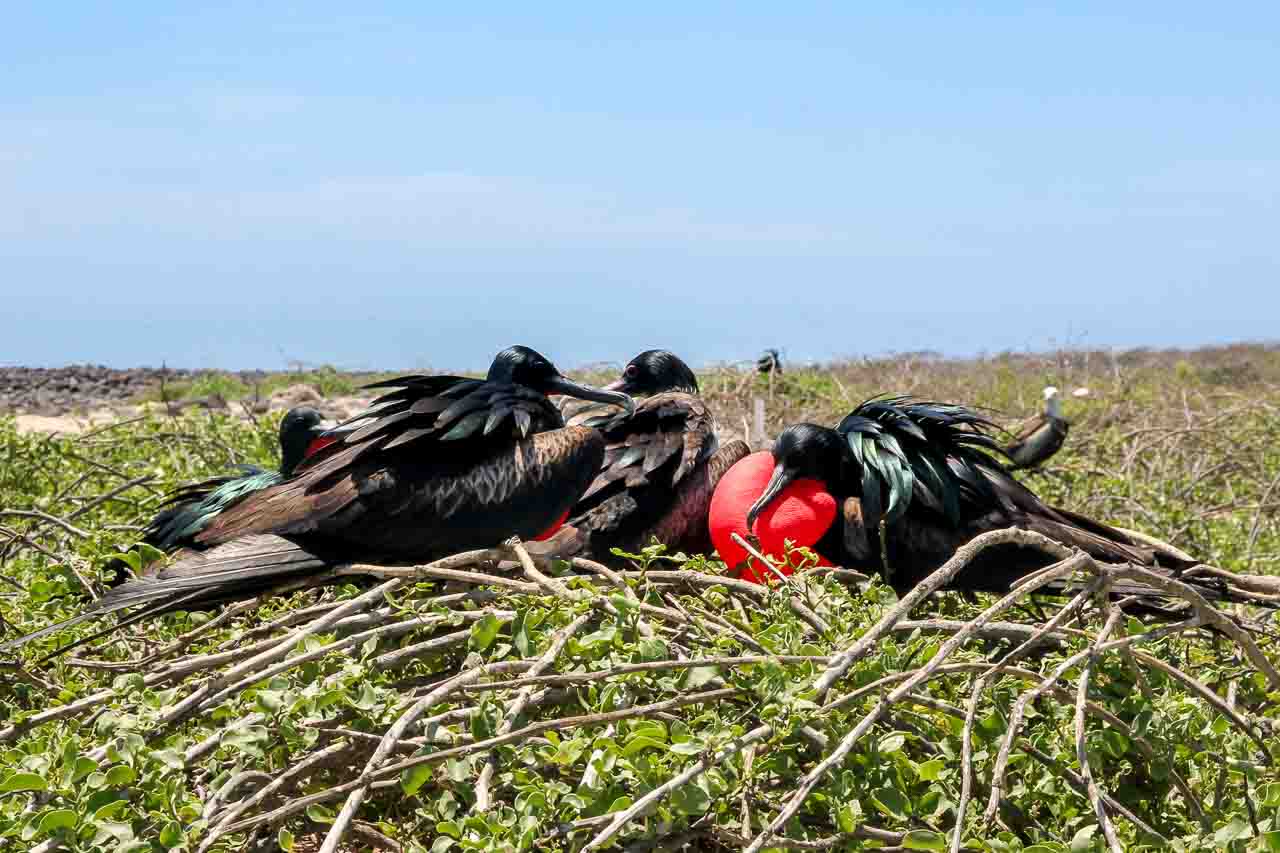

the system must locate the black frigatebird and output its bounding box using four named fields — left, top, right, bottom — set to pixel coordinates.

left=564, top=350, right=750, bottom=559
left=103, top=406, right=333, bottom=586
left=709, top=395, right=1241, bottom=602
left=1003, top=386, right=1070, bottom=470
left=4, top=347, right=632, bottom=650
left=140, top=407, right=333, bottom=554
